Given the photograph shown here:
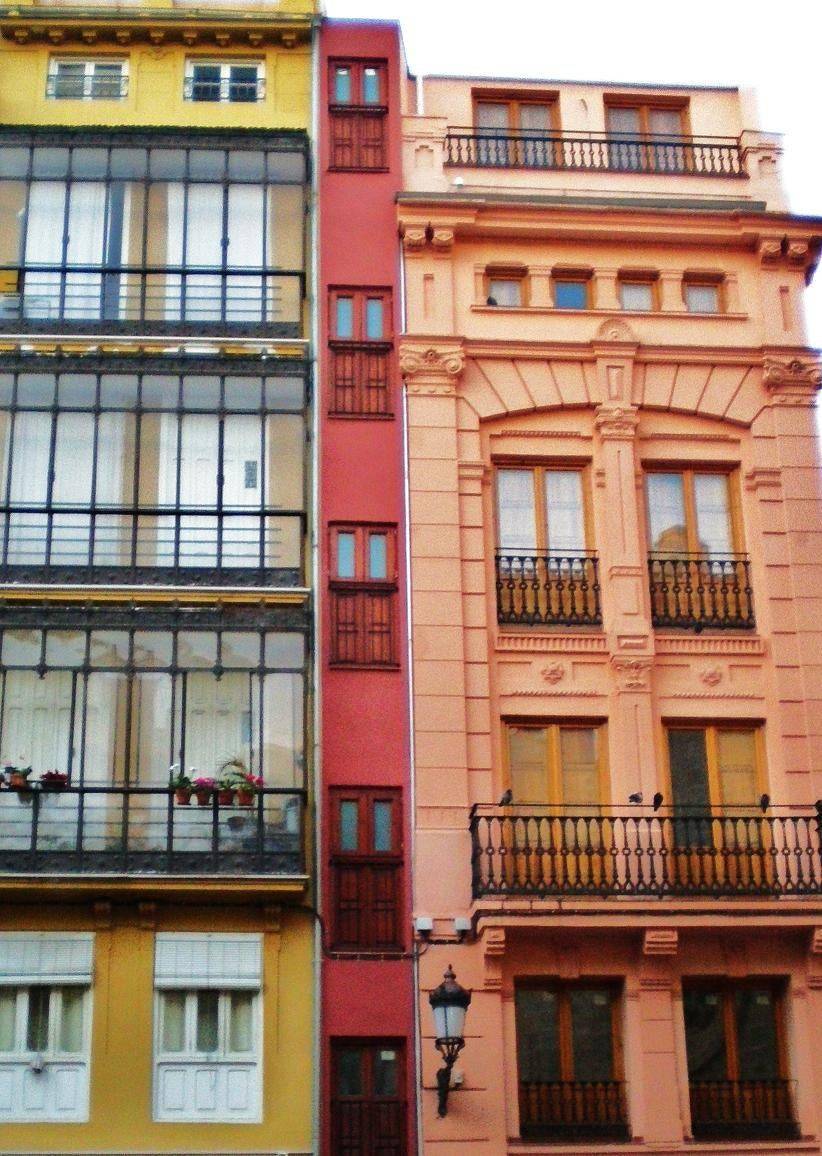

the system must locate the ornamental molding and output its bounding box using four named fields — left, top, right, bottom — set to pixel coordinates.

left=495, top=633, right=608, bottom=654
left=744, top=467, right=782, bottom=493
left=643, top=929, right=679, bottom=957
left=592, top=317, right=639, bottom=347
left=401, top=227, right=427, bottom=253
left=654, top=634, right=765, bottom=656
left=541, top=661, right=566, bottom=684
left=400, top=342, right=465, bottom=390
left=699, top=665, right=723, bottom=687
left=503, top=687, right=601, bottom=699
left=594, top=404, right=639, bottom=439
left=611, top=655, right=653, bottom=691
left=430, top=228, right=455, bottom=252
left=763, top=357, right=822, bottom=405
